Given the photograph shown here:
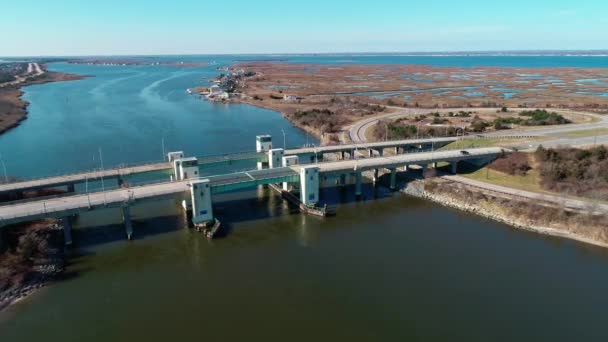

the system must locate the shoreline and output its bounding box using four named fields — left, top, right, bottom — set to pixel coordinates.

left=0, top=219, right=65, bottom=314
left=0, top=69, right=88, bottom=135
left=402, top=179, right=608, bottom=249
